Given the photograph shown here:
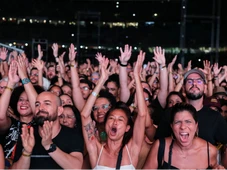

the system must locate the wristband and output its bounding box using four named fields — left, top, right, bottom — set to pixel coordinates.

left=22, top=78, right=31, bottom=85
left=22, top=148, right=32, bottom=157
left=119, top=62, right=127, bottom=67
left=5, top=86, right=13, bottom=92
left=70, top=64, right=77, bottom=68
left=160, top=65, right=166, bottom=70
left=92, top=91, right=99, bottom=97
